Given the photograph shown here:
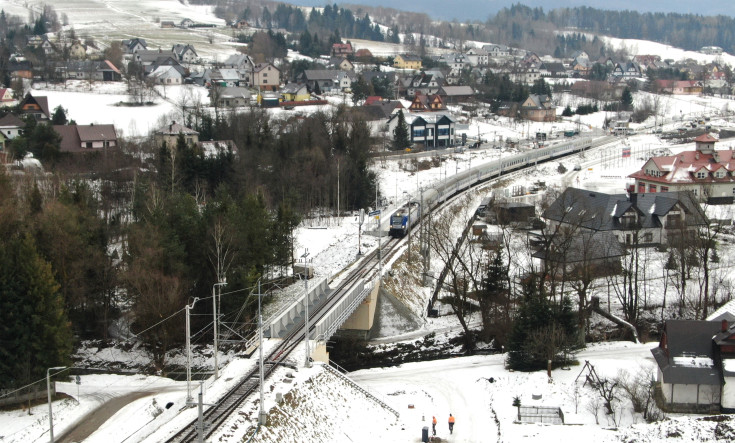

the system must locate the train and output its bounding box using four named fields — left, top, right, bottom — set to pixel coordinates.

left=389, top=202, right=421, bottom=238
left=387, top=135, right=615, bottom=235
